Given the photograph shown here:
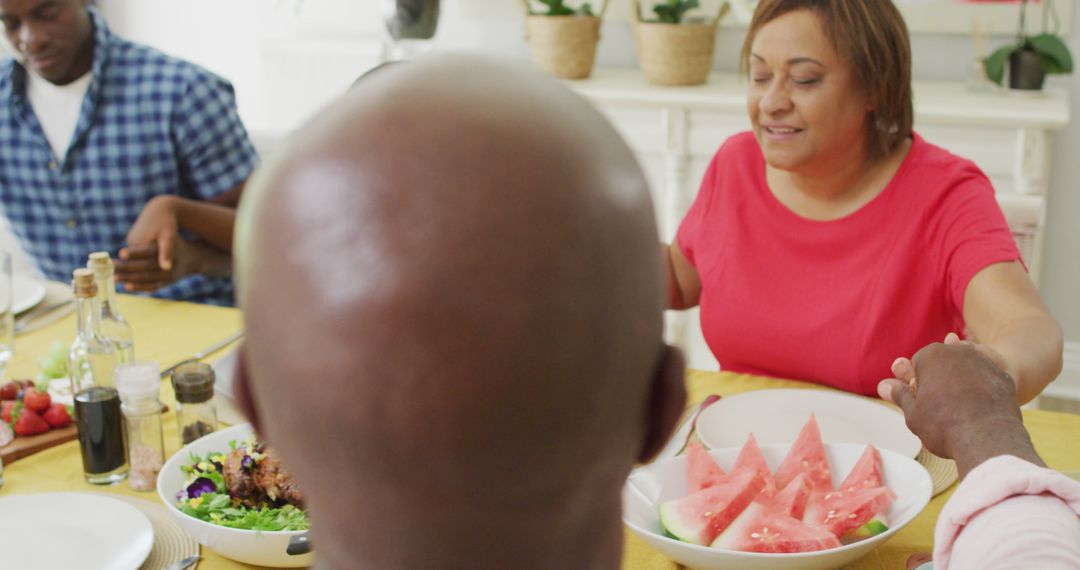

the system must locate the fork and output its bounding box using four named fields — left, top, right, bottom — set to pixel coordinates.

left=667, top=394, right=723, bottom=459
left=162, top=555, right=200, bottom=570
